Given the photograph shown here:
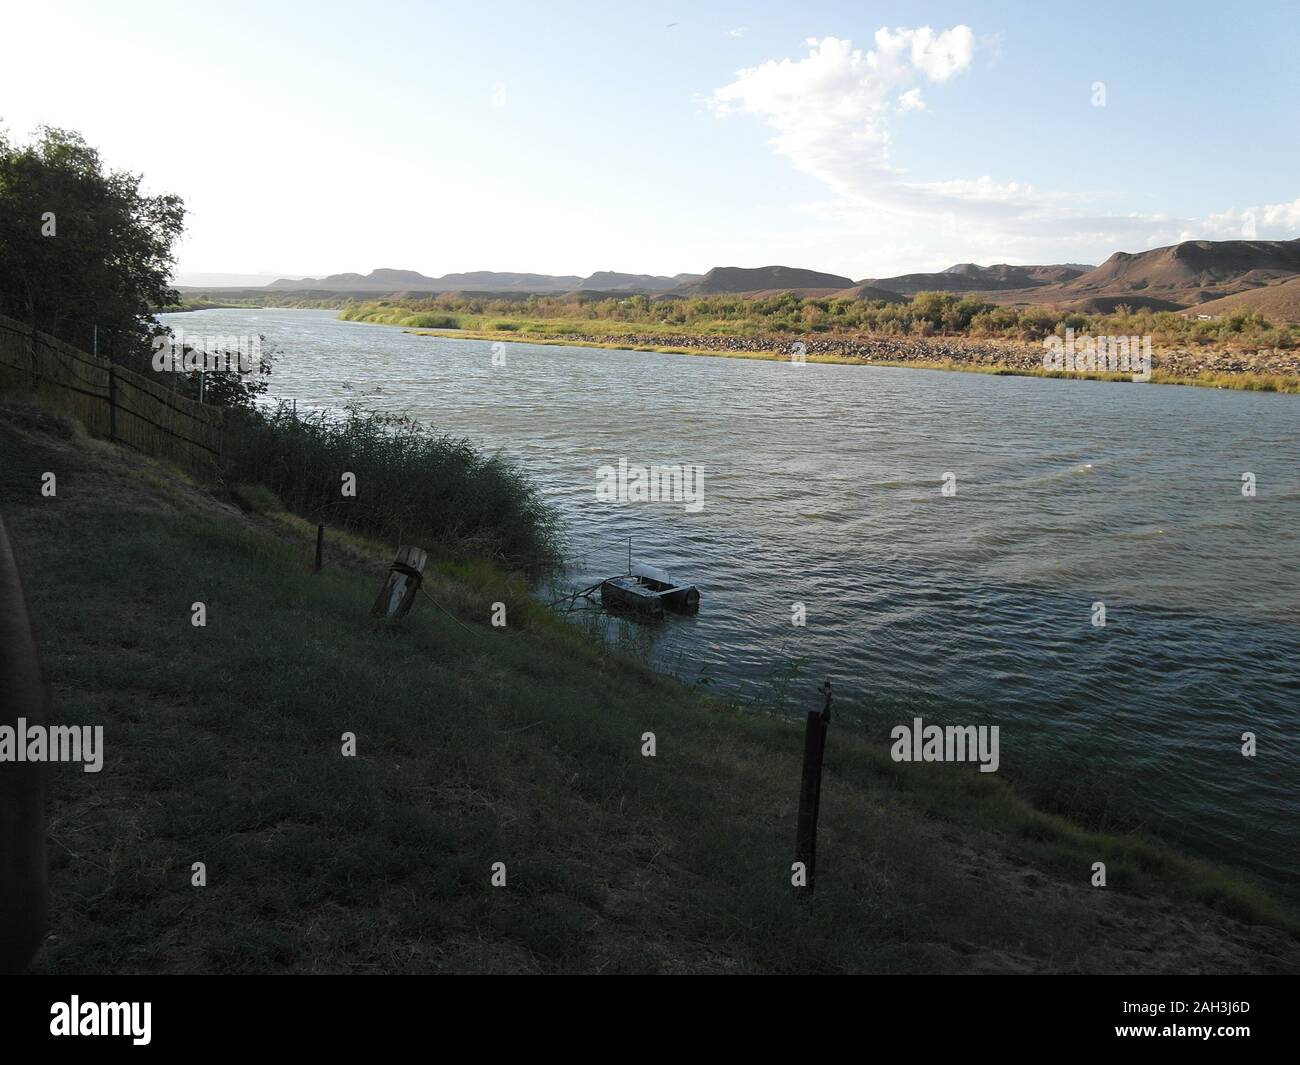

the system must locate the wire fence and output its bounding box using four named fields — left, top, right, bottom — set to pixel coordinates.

left=0, top=312, right=224, bottom=474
